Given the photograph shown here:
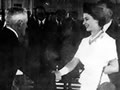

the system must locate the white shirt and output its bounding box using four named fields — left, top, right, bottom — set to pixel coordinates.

left=102, top=20, right=112, bottom=32
left=38, top=18, right=46, bottom=25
